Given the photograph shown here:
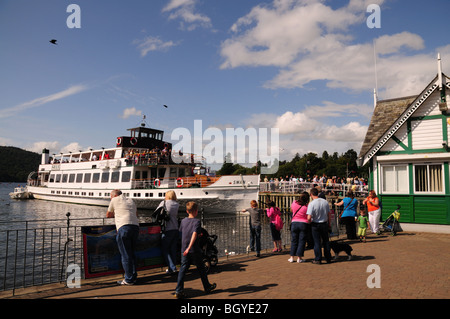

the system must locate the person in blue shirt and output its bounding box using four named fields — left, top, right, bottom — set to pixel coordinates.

left=174, top=201, right=216, bottom=299
left=335, top=190, right=358, bottom=239
left=307, top=187, right=332, bottom=264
